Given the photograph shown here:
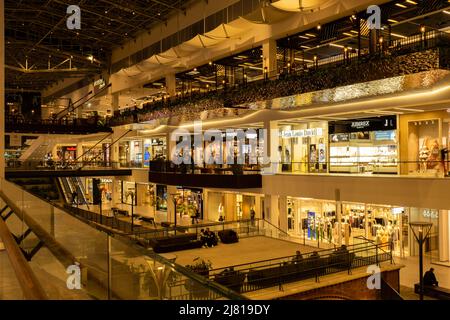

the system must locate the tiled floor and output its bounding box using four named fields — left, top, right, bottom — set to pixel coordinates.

left=396, top=255, right=450, bottom=290
left=163, top=236, right=450, bottom=296
left=161, top=236, right=318, bottom=270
